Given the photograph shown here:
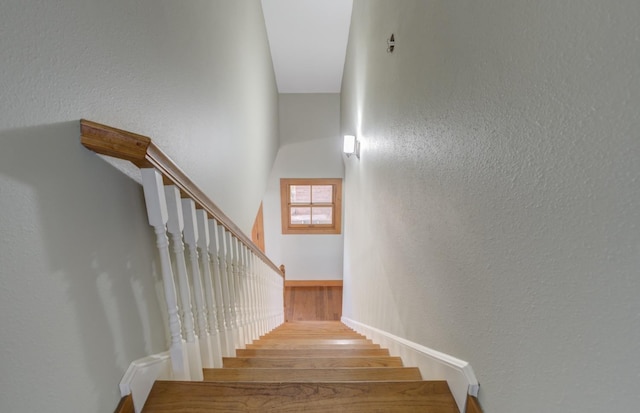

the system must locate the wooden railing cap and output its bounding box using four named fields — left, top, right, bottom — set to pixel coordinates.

left=80, top=119, right=283, bottom=276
